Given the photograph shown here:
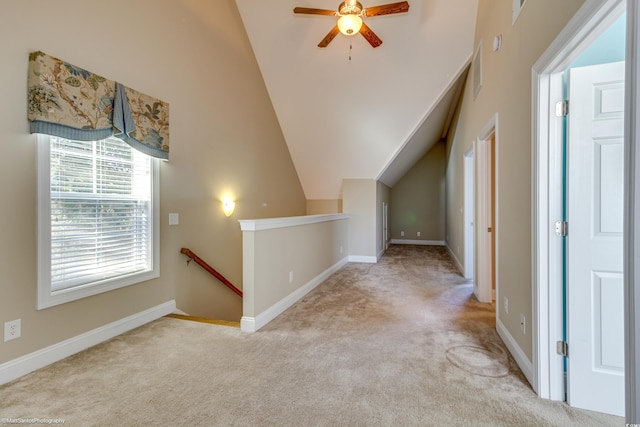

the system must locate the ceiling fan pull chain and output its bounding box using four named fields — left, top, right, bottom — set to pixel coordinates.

left=349, top=42, right=353, bottom=62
